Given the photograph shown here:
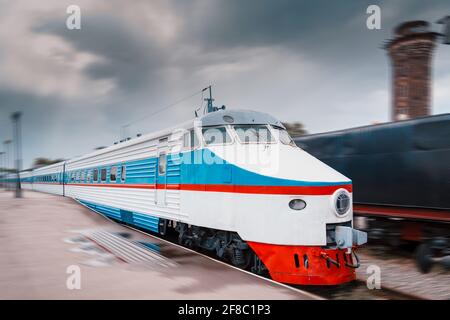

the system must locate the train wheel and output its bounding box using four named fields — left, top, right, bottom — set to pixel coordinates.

left=415, top=243, right=433, bottom=273
left=229, top=248, right=251, bottom=269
